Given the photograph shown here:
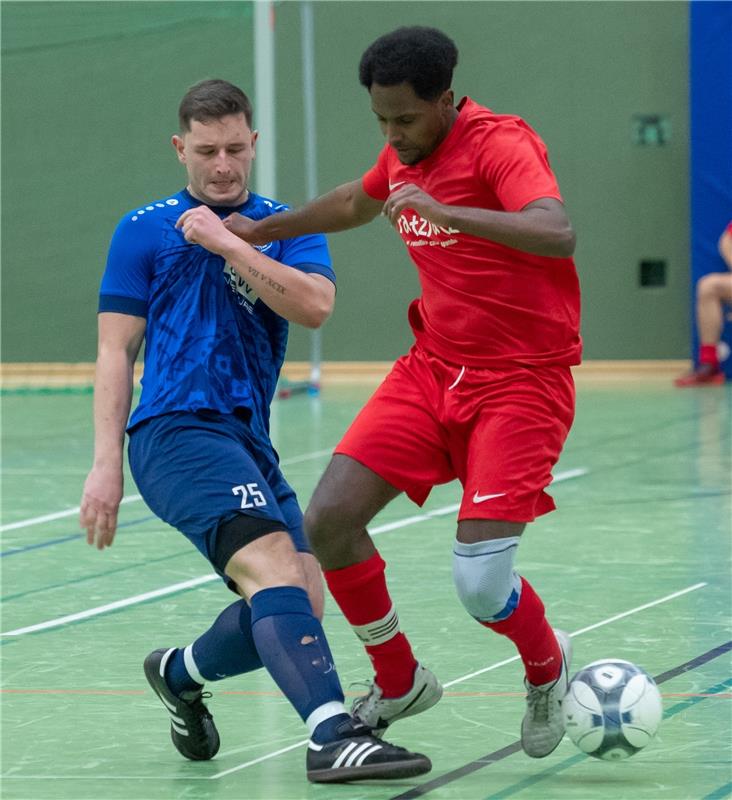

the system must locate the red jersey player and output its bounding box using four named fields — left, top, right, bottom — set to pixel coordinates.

left=225, top=26, right=581, bottom=759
